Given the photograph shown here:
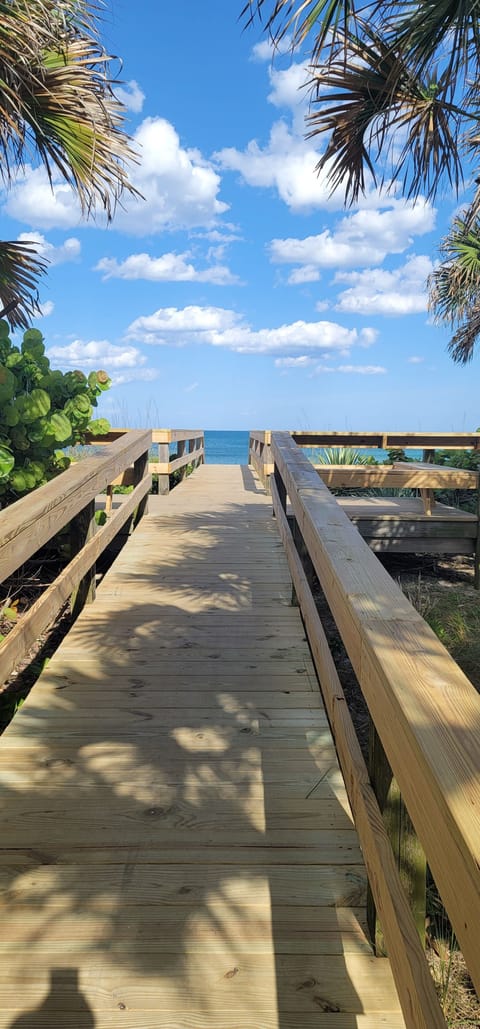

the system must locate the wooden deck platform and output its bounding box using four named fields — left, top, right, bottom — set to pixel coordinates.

left=338, top=496, right=477, bottom=554
left=0, top=465, right=405, bottom=1027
